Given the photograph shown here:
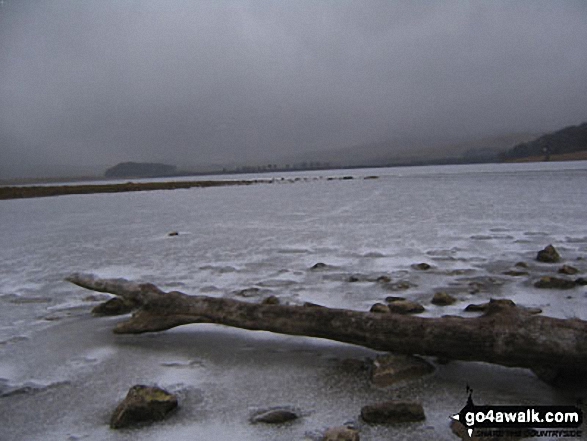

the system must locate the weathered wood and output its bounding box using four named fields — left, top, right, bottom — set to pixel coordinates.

left=66, top=273, right=587, bottom=377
